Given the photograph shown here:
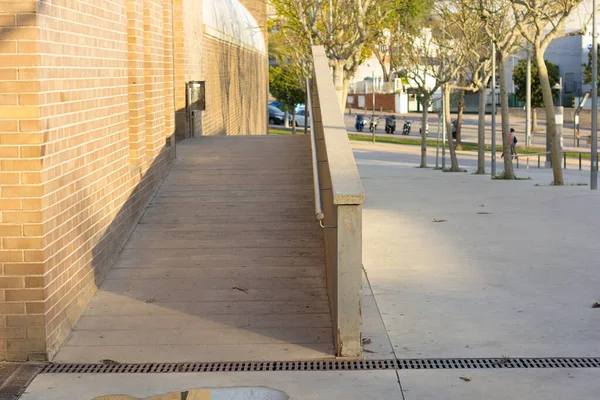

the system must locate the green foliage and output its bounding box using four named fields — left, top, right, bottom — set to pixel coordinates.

left=583, top=45, right=599, bottom=85
left=269, top=65, right=305, bottom=112
left=513, top=58, right=559, bottom=108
